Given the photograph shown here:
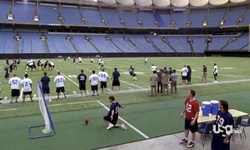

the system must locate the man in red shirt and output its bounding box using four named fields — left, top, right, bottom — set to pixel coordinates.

left=179, top=89, right=200, bottom=148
